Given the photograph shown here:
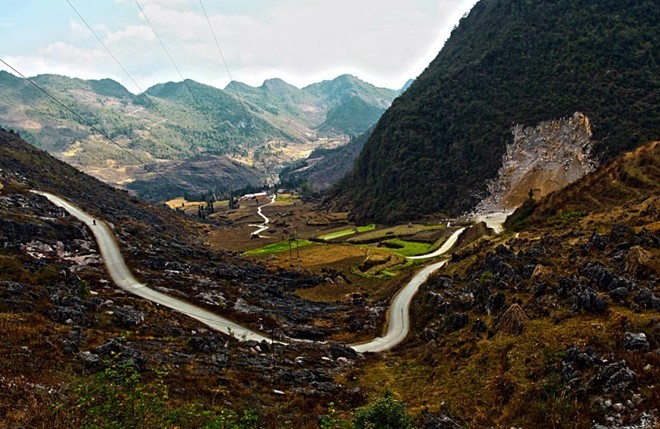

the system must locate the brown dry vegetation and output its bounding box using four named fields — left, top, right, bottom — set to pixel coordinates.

left=347, top=141, right=660, bottom=428
left=0, top=128, right=365, bottom=428
left=2, top=122, right=659, bottom=428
